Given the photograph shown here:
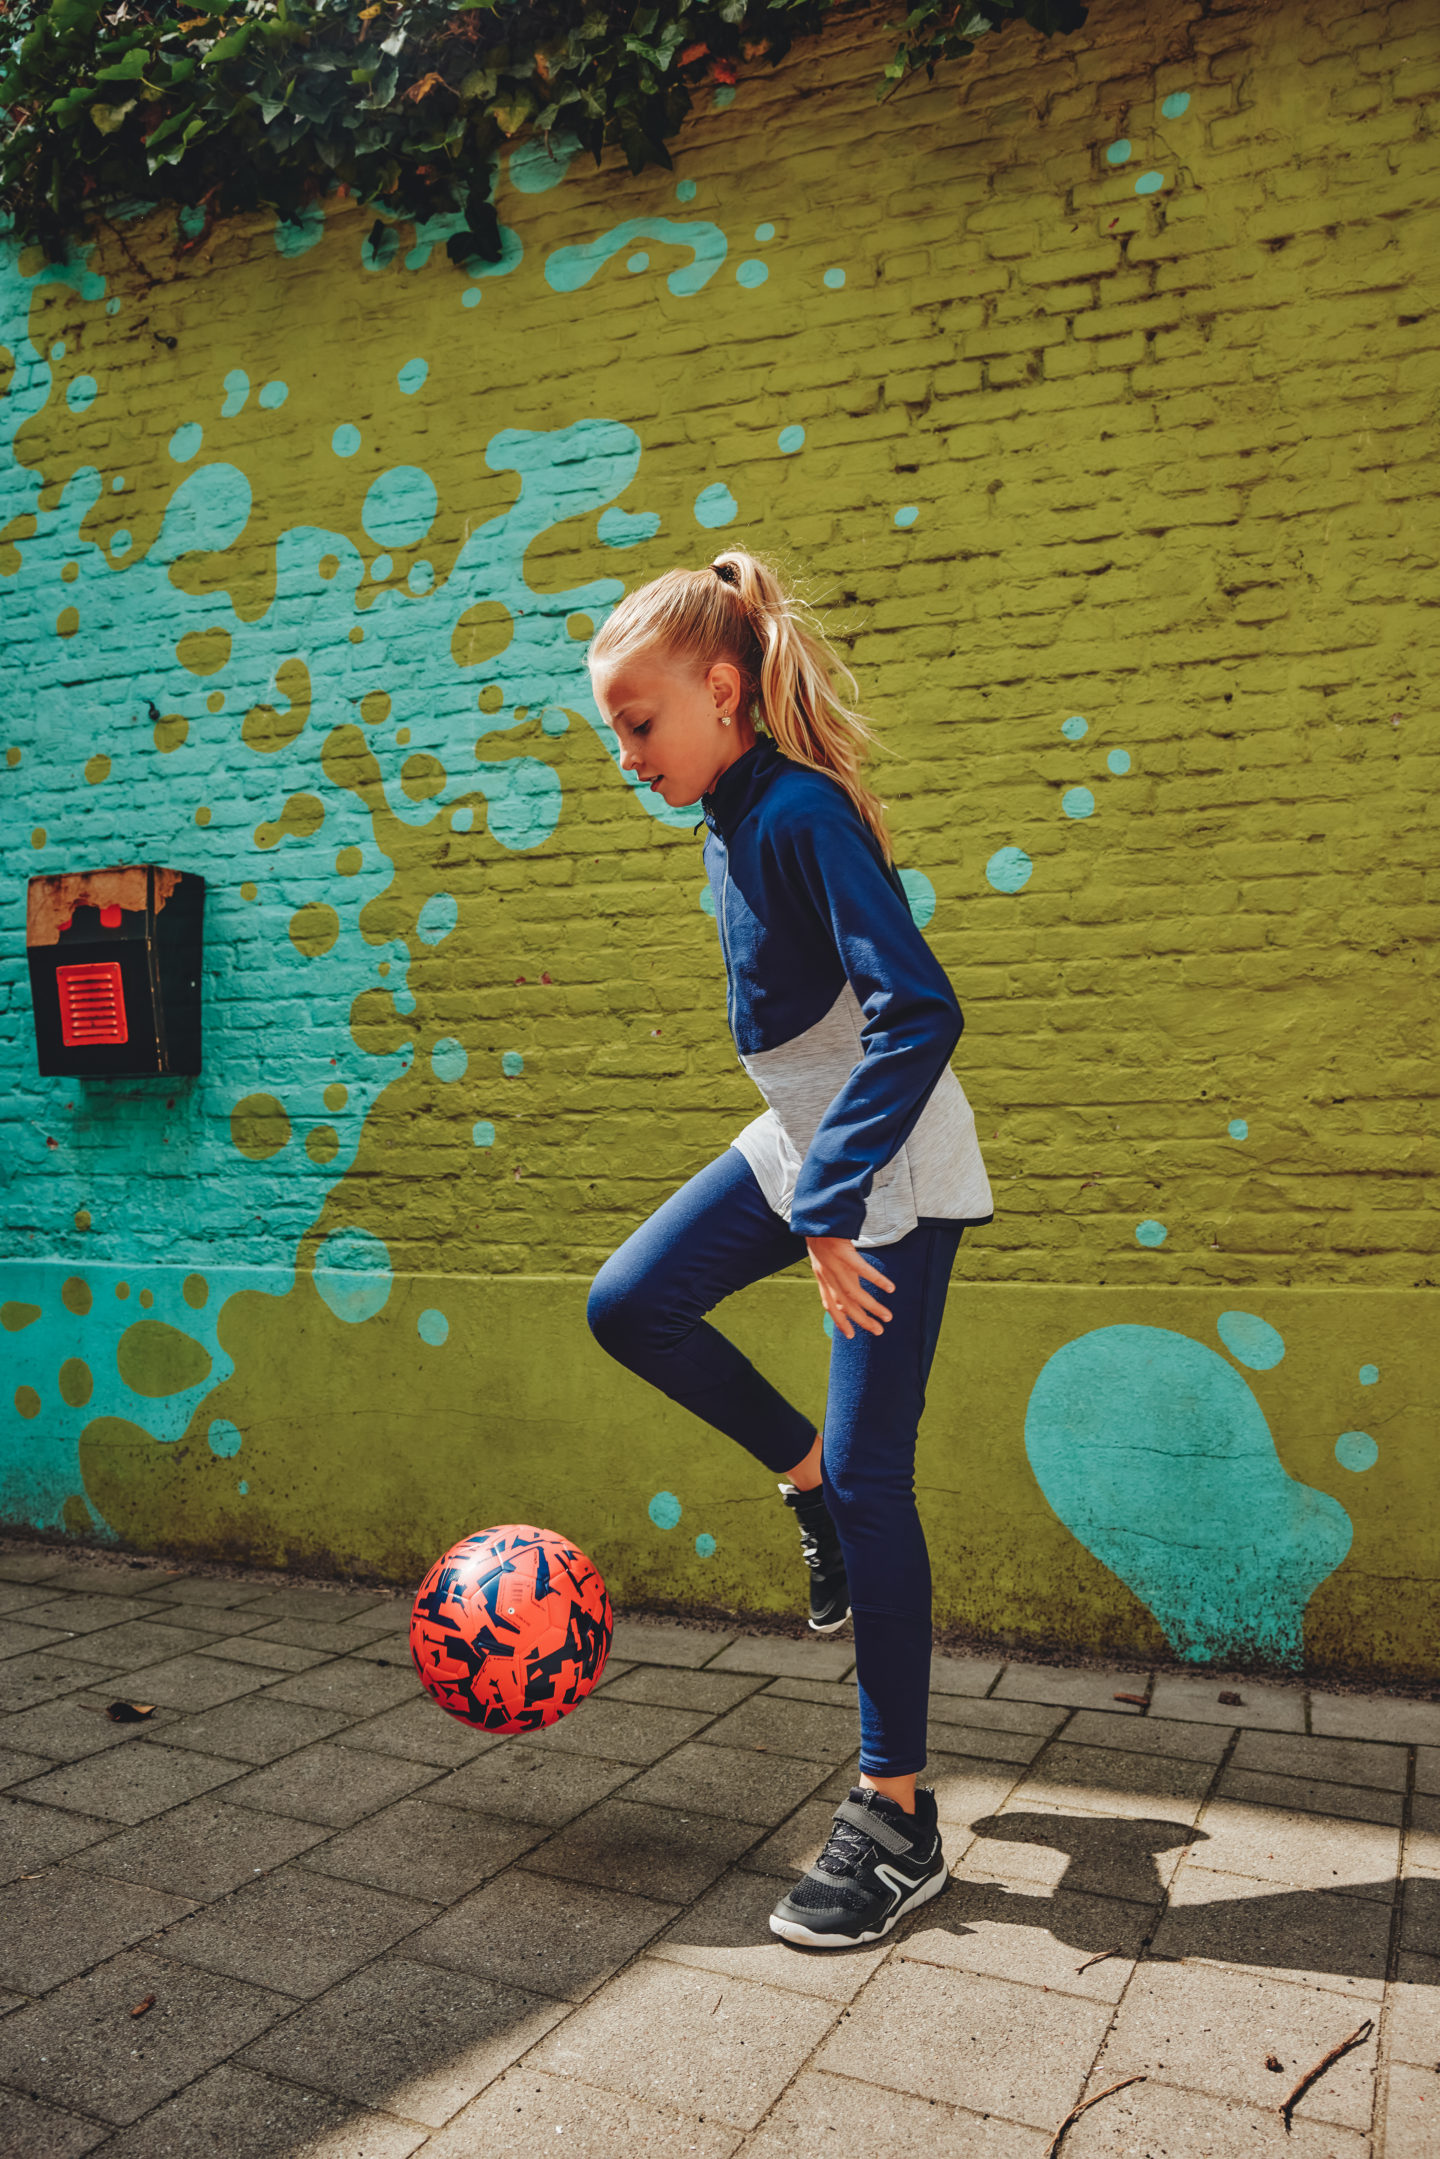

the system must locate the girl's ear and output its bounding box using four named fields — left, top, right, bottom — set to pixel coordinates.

left=705, top=660, right=743, bottom=719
